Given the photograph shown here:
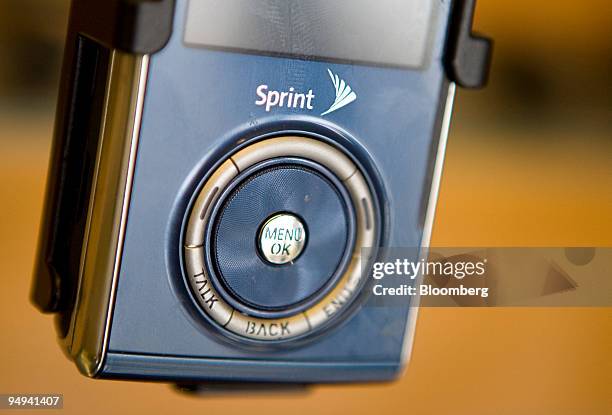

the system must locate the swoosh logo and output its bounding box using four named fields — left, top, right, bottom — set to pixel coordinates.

left=321, top=69, right=357, bottom=116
